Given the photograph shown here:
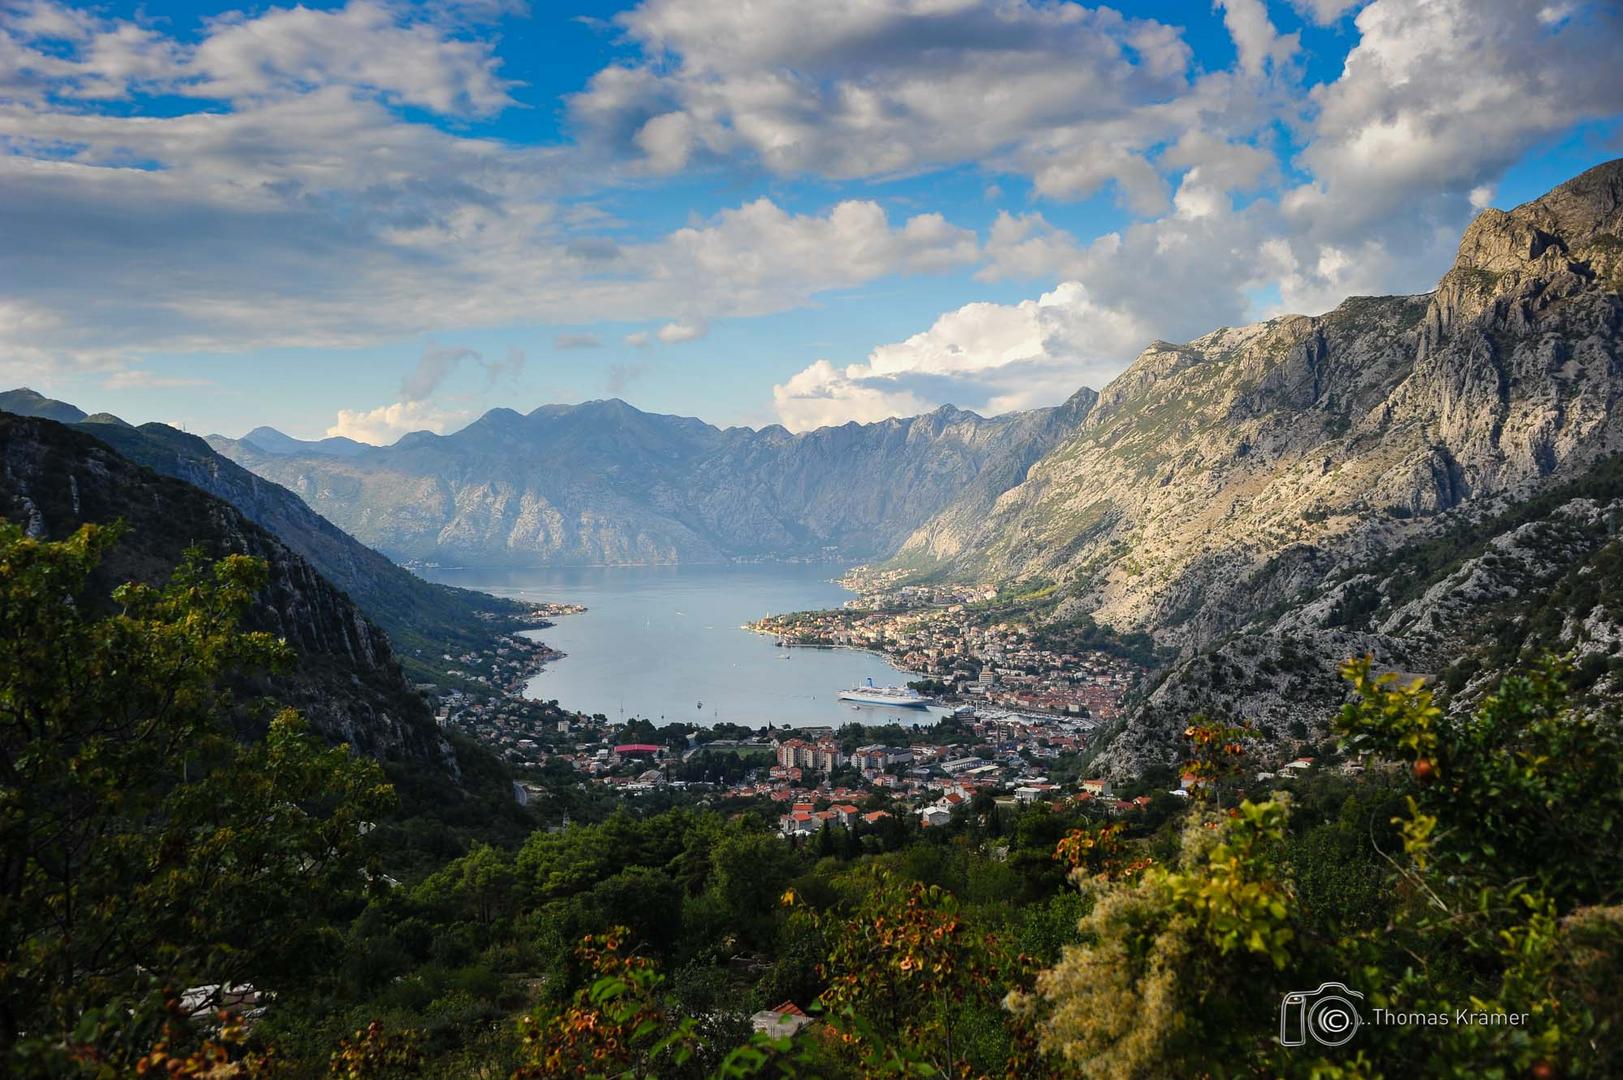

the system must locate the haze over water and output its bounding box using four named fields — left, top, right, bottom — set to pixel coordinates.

left=423, top=563, right=943, bottom=730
